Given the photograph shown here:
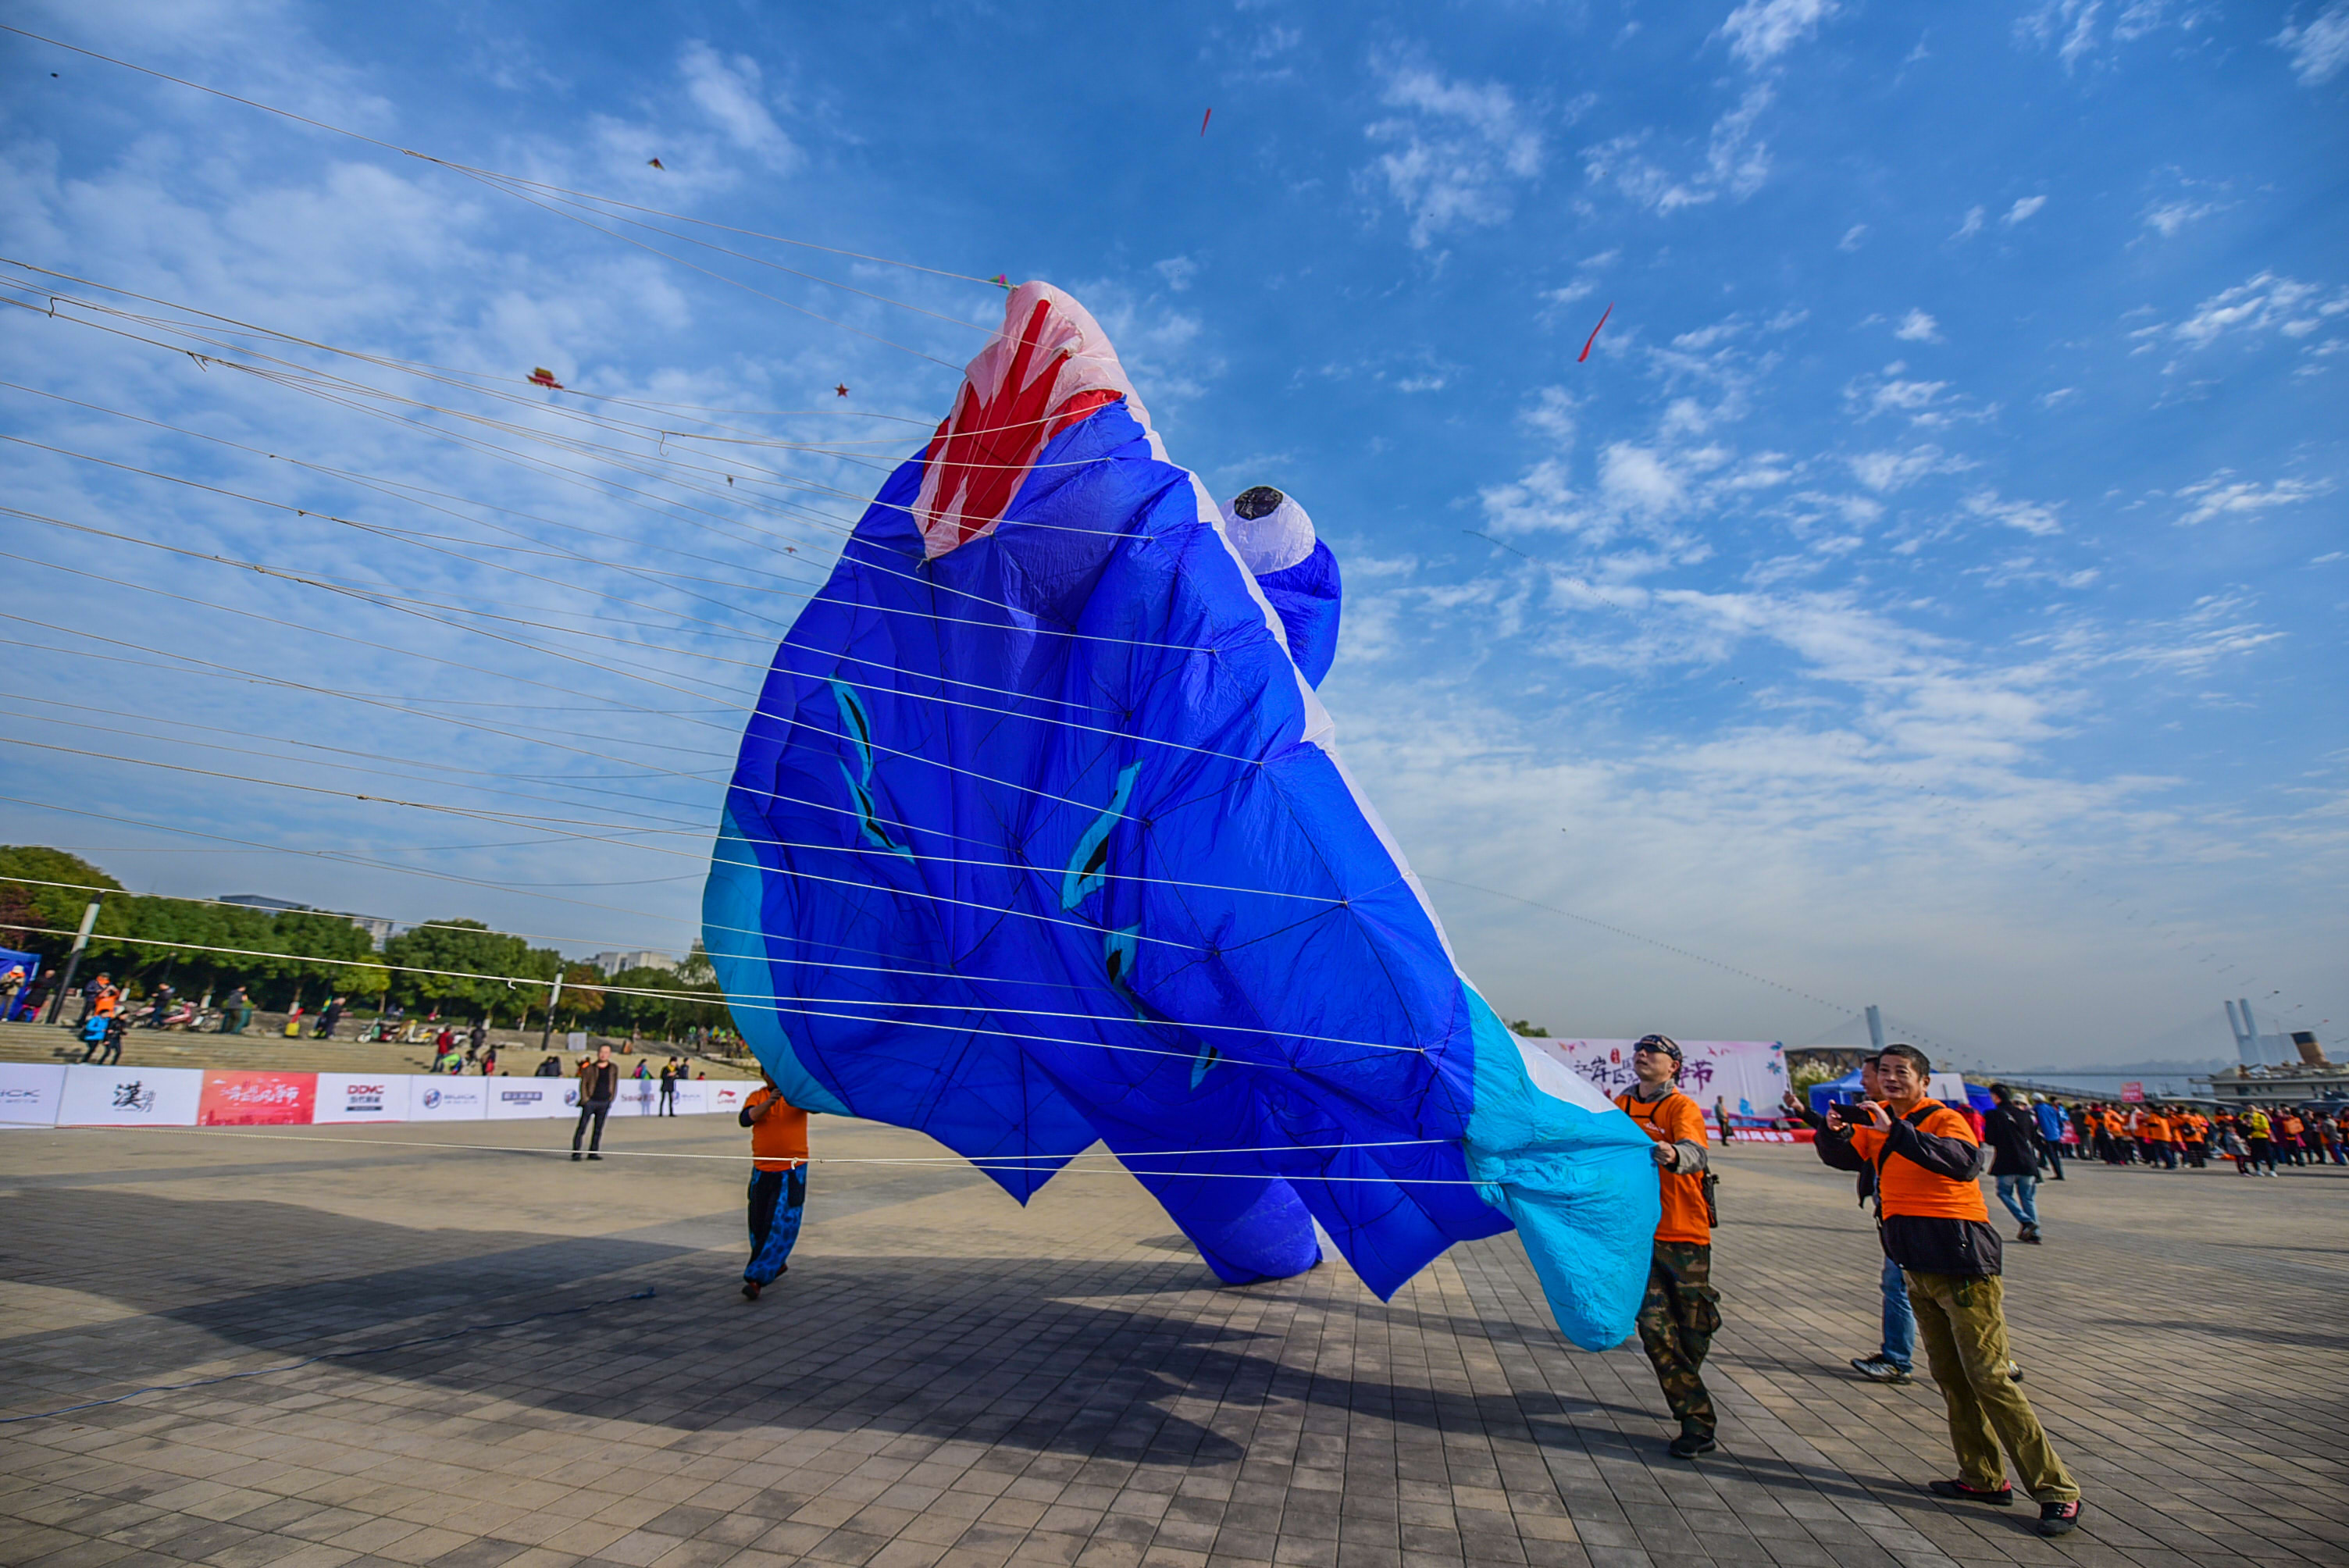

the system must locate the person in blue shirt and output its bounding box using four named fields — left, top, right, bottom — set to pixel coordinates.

left=2030, top=1095, right=2068, bottom=1181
